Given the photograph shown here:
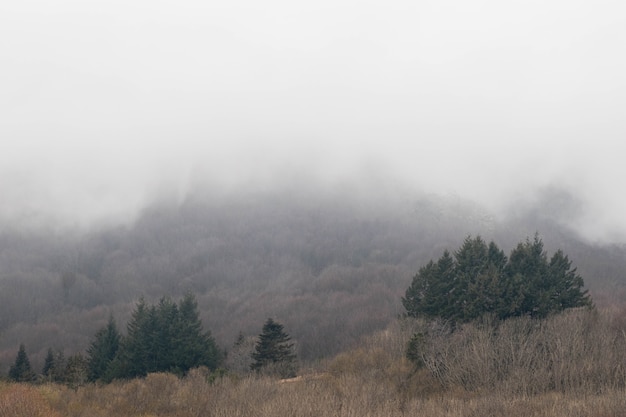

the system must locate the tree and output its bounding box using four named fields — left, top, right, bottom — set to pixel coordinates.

left=173, top=293, right=222, bottom=373
left=547, top=249, right=590, bottom=310
left=503, top=235, right=549, bottom=317
left=225, top=331, right=255, bottom=374
left=42, top=348, right=66, bottom=383
left=9, top=343, right=35, bottom=382
left=503, top=235, right=592, bottom=318
left=403, top=235, right=592, bottom=323
left=65, top=353, right=88, bottom=390
left=403, top=251, right=456, bottom=320
left=86, top=315, right=121, bottom=382
left=251, top=318, right=297, bottom=378
left=105, top=294, right=221, bottom=380
left=107, top=297, right=156, bottom=379
left=406, top=332, right=426, bottom=368
left=42, top=348, right=55, bottom=379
